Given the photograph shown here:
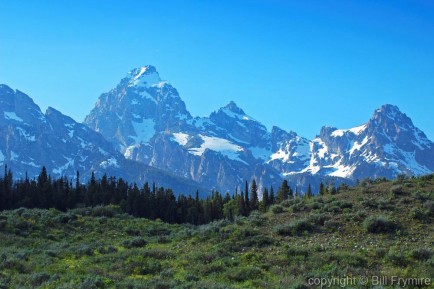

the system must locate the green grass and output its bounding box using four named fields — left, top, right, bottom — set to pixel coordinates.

left=0, top=175, right=433, bottom=288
